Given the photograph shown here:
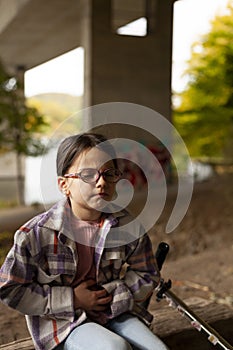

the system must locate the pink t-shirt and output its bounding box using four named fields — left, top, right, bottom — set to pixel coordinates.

left=70, top=217, right=104, bottom=287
